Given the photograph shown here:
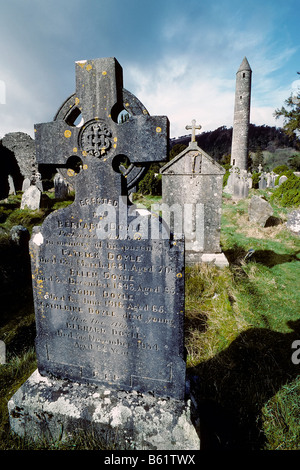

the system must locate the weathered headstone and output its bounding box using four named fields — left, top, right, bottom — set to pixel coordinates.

left=247, top=172, right=253, bottom=189
left=266, top=173, right=271, bottom=188
left=248, top=195, right=273, bottom=227
left=8, top=175, right=16, bottom=195
left=54, top=172, right=69, bottom=199
left=235, top=169, right=249, bottom=199
left=271, top=172, right=278, bottom=186
left=20, top=185, right=41, bottom=210
left=225, top=166, right=237, bottom=194
left=8, top=58, right=199, bottom=450
left=279, top=175, right=288, bottom=186
left=31, top=170, right=43, bottom=192
left=160, top=121, right=228, bottom=267
left=22, top=177, right=31, bottom=192
left=8, top=174, right=16, bottom=195
left=259, top=173, right=267, bottom=190
left=225, top=166, right=249, bottom=199
left=286, top=209, right=300, bottom=236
